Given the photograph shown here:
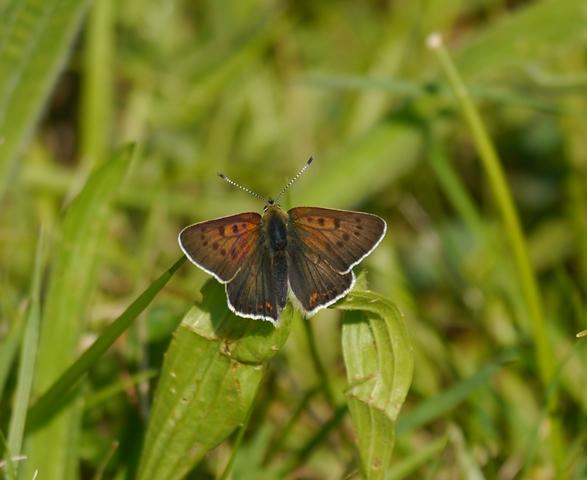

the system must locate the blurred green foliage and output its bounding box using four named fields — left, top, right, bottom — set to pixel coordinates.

left=1, top=0, right=587, bottom=478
